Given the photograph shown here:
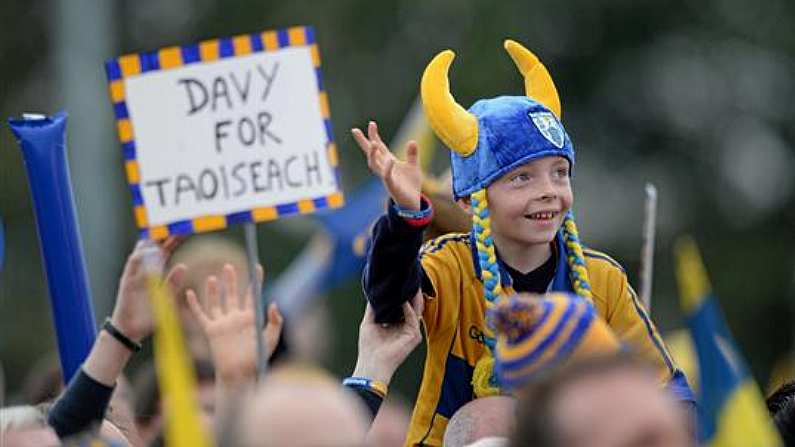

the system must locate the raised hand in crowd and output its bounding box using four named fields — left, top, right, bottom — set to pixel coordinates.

left=47, top=237, right=186, bottom=442
left=344, top=291, right=423, bottom=426
left=353, top=291, right=423, bottom=388
left=352, top=121, right=423, bottom=210
left=185, top=263, right=283, bottom=390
